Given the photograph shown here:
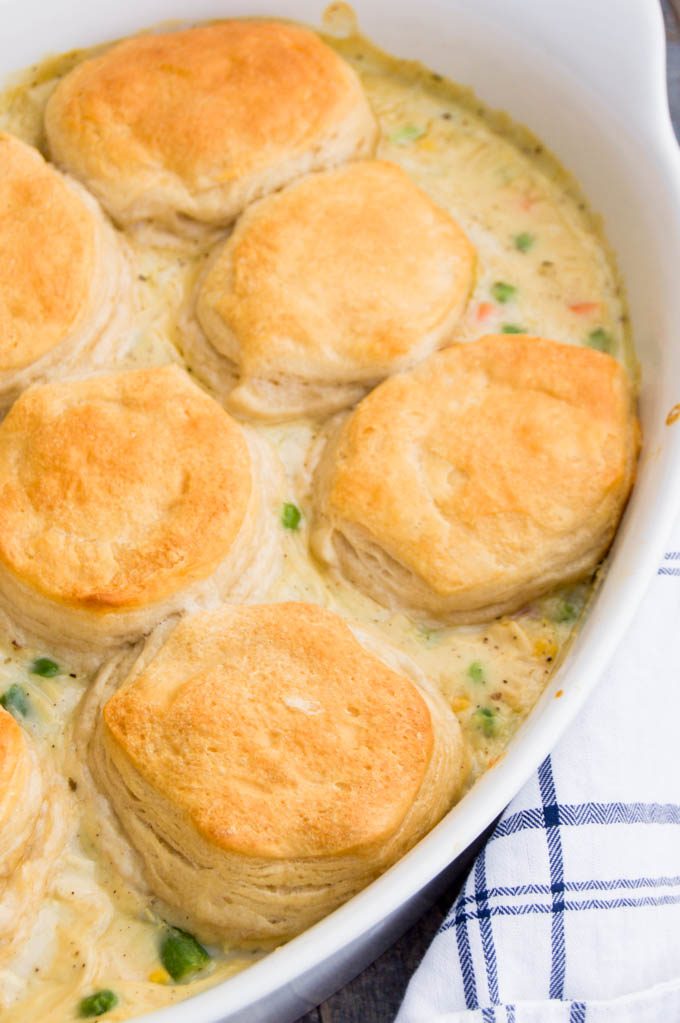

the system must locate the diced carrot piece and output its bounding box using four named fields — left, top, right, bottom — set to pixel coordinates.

left=569, top=301, right=600, bottom=315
